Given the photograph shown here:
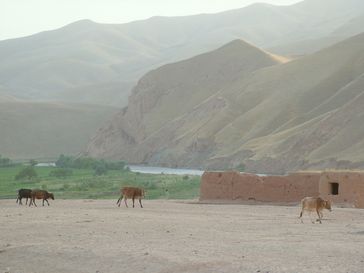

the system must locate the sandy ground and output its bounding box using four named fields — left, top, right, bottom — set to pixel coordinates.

left=1, top=199, right=364, bottom=273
